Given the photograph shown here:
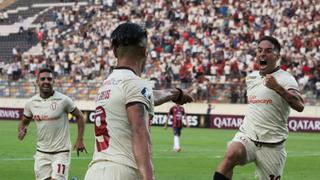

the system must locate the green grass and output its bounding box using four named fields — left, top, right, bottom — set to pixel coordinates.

left=0, top=121, right=319, bottom=180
